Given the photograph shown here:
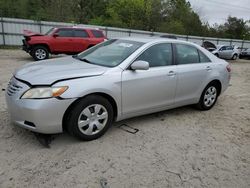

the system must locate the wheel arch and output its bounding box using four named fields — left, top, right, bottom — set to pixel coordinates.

left=206, top=79, right=222, bottom=96
left=62, top=92, right=118, bottom=132
left=31, top=43, right=51, bottom=53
